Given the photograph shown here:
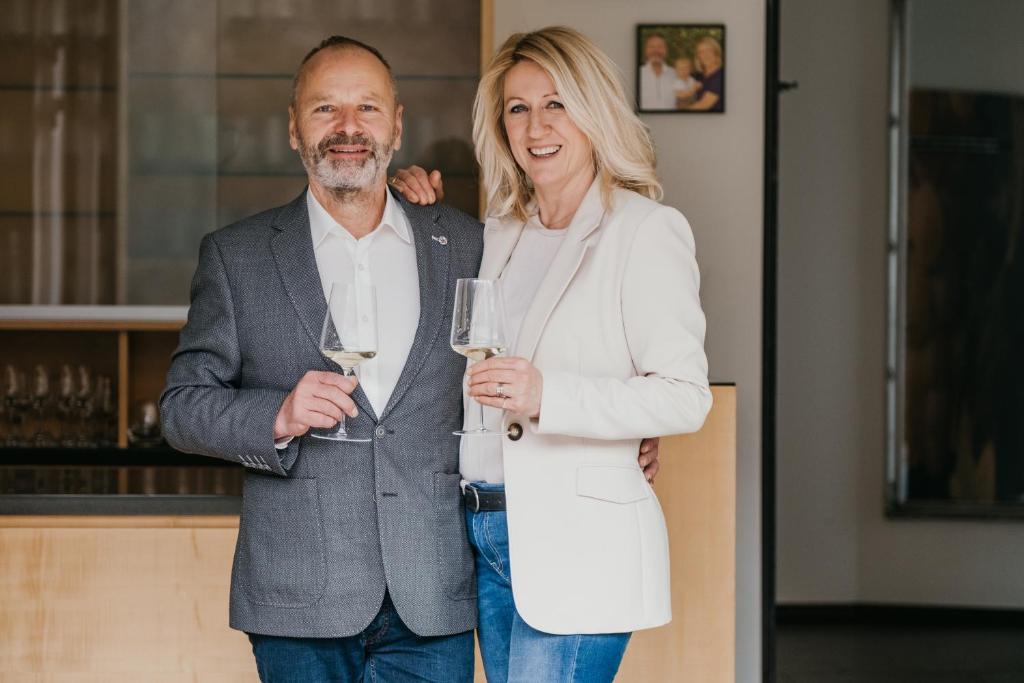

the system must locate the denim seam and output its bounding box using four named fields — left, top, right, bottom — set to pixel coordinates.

left=364, top=610, right=391, bottom=648
left=567, top=634, right=583, bottom=682
left=482, top=513, right=510, bottom=583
